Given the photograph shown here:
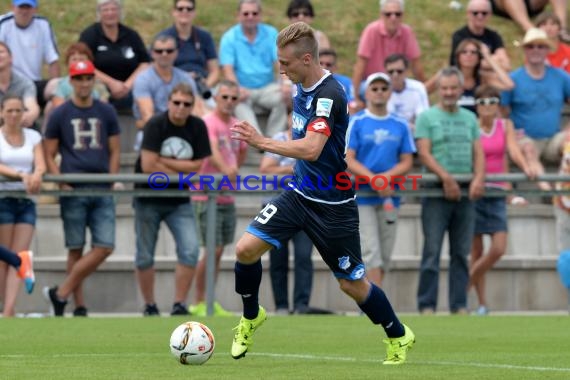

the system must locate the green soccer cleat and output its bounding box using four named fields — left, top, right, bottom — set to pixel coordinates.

left=382, top=324, right=415, bottom=365
left=231, top=306, right=267, bottom=359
